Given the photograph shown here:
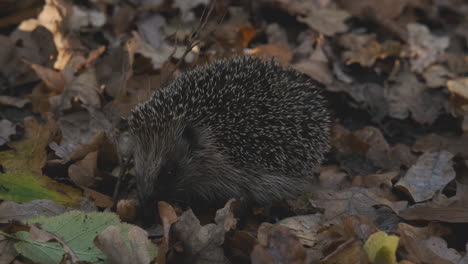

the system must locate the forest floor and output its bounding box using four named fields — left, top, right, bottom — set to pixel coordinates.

left=1, top=0, right=468, bottom=263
